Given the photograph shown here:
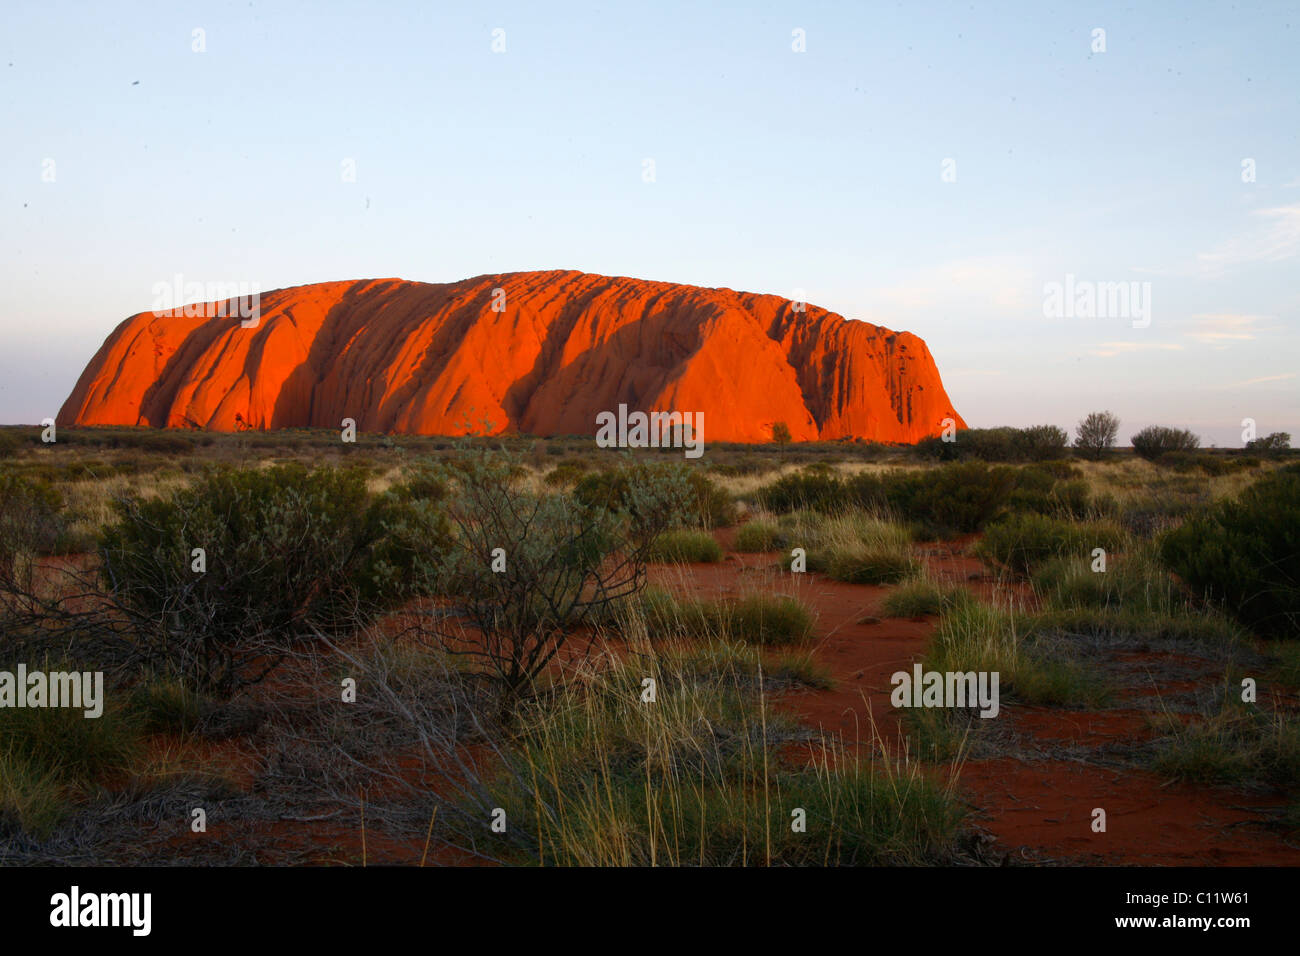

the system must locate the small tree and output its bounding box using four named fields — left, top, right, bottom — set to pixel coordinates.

left=1246, top=432, right=1291, bottom=454
left=1074, top=411, right=1120, bottom=460
left=421, top=448, right=690, bottom=699
left=771, top=422, right=792, bottom=447
left=1131, top=425, right=1200, bottom=461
